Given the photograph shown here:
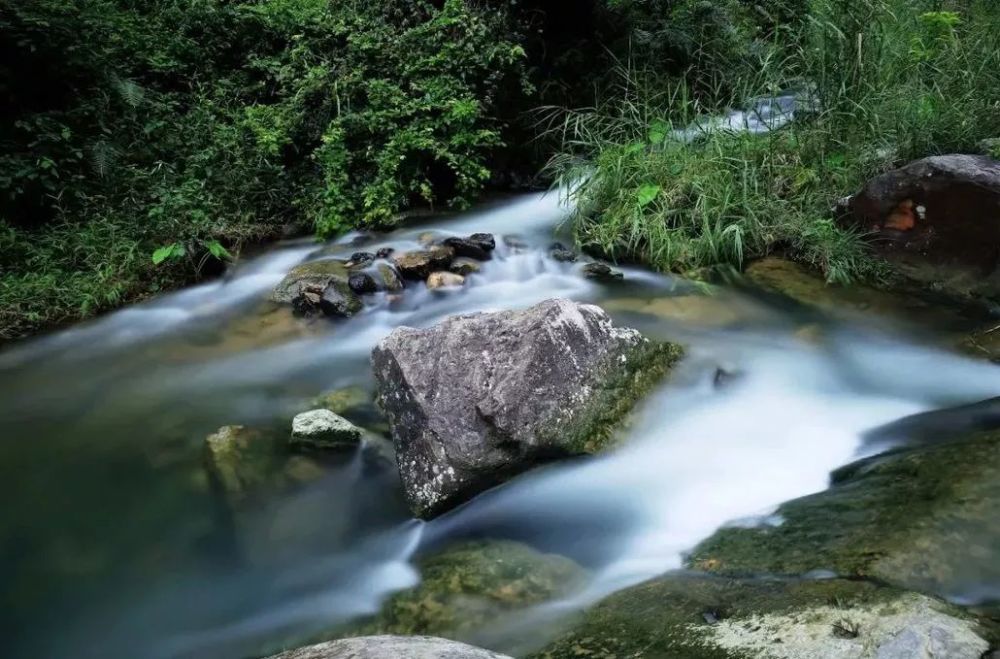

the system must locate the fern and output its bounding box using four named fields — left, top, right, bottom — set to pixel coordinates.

left=89, top=141, right=119, bottom=178
left=112, top=77, right=145, bottom=108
